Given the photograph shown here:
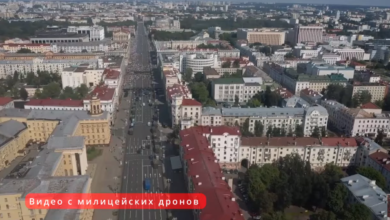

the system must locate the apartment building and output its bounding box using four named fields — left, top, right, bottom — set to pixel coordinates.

left=67, top=26, right=105, bottom=41
left=1, top=43, right=51, bottom=53
left=176, top=99, right=202, bottom=129
left=341, top=174, right=388, bottom=220
left=30, top=33, right=90, bottom=44
left=179, top=126, right=244, bottom=220
left=113, top=29, right=131, bottom=42
left=306, top=61, right=355, bottom=79
left=83, top=85, right=117, bottom=125
left=322, top=45, right=366, bottom=60
left=153, top=18, right=180, bottom=29
left=167, top=84, right=192, bottom=125
left=290, top=25, right=323, bottom=44
left=50, top=40, right=111, bottom=53
left=162, top=67, right=180, bottom=88
left=240, top=137, right=358, bottom=169
left=322, top=100, right=390, bottom=137
left=201, top=106, right=328, bottom=137
left=25, top=98, right=84, bottom=111
left=300, top=88, right=323, bottom=105
left=237, top=28, right=285, bottom=45
left=211, top=77, right=262, bottom=103
left=264, top=63, right=348, bottom=94
left=350, top=82, right=387, bottom=102
left=0, top=52, right=103, bottom=79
